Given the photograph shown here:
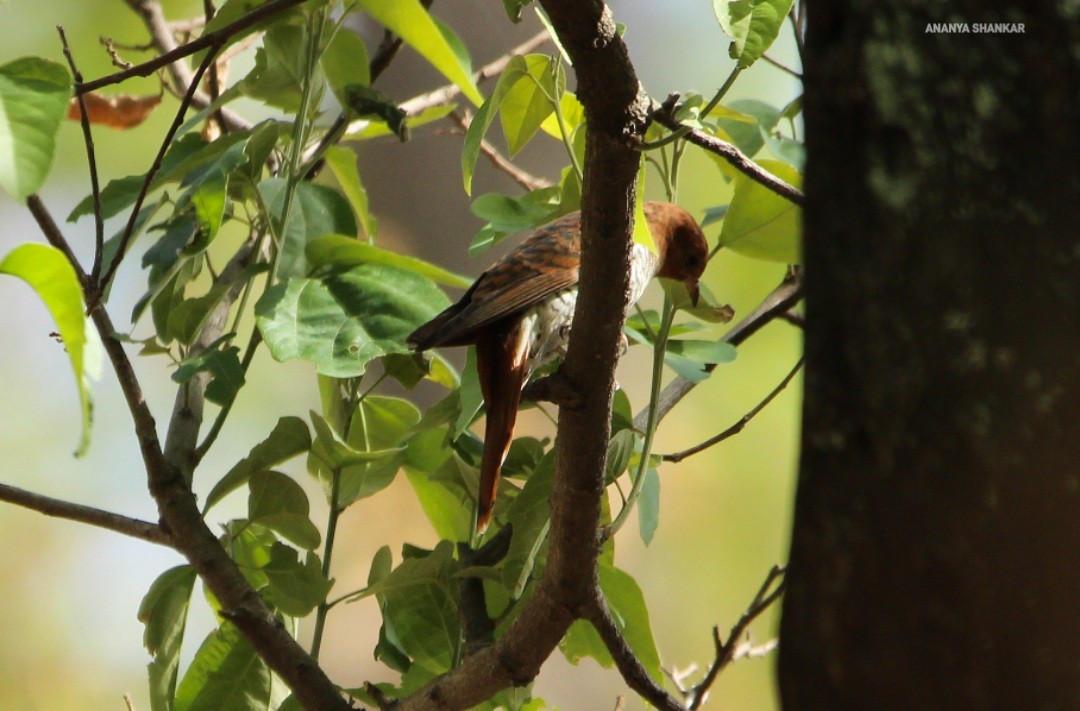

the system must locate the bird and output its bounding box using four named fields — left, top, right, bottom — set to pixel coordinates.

left=408, top=202, right=709, bottom=533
